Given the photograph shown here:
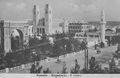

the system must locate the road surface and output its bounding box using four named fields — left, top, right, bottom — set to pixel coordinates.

left=10, top=45, right=117, bottom=73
